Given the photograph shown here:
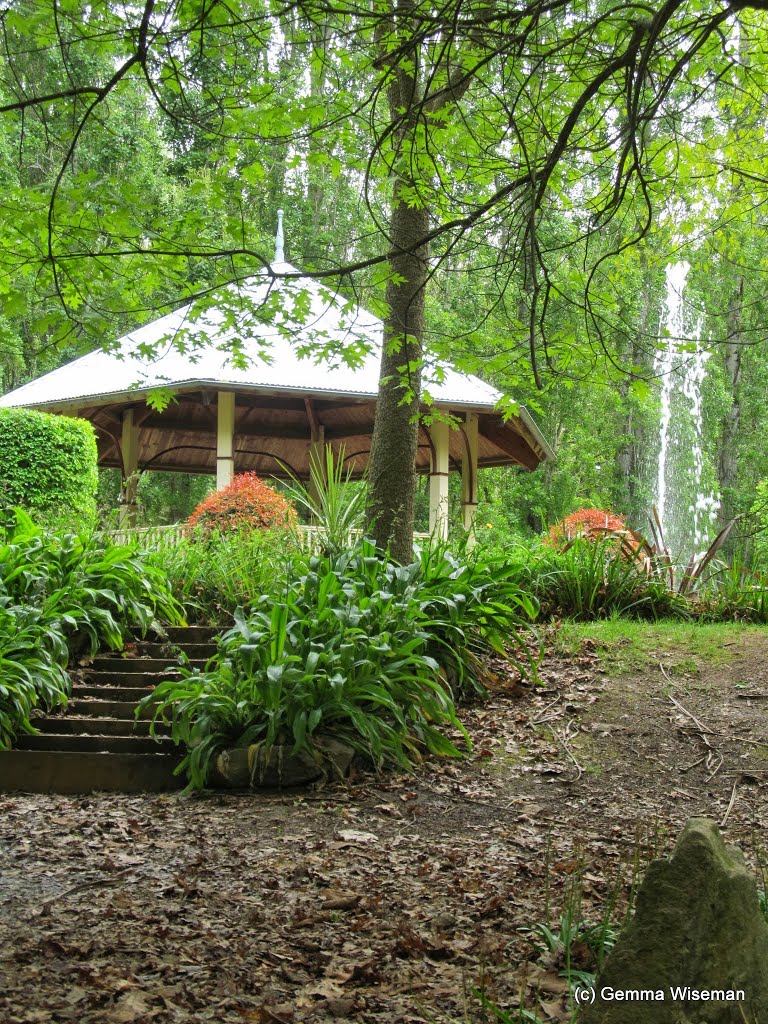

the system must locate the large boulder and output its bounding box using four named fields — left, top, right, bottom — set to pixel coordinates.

left=581, top=818, right=768, bottom=1024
